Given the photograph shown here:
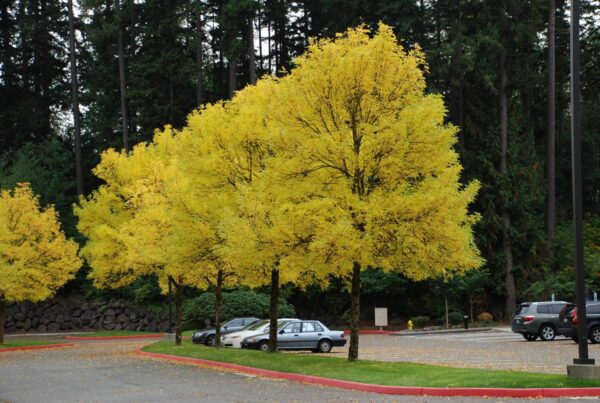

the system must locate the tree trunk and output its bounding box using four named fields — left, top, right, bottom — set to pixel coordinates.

left=195, top=9, right=204, bottom=106
left=67, top=0, right=84, bottom=196
left=247, top=16, right=257, bottom=85
left=175, top=281, right=183, bottom=345
left=257, top=10, right=263, bottom=74
left=117, top=1, right=129, bottom=152
left=228, top=58, right=237, bottom=98
left=546, top=0, right=556, bottom=247
left=500, top=51, right=516, bottom=321
left=0, top=299, right=5, bottom=344
left=214, top=269, right=223, bottom=348
left=268, top=268, right=279, bottom=352
left=348, top=262, right=361, bottom=361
